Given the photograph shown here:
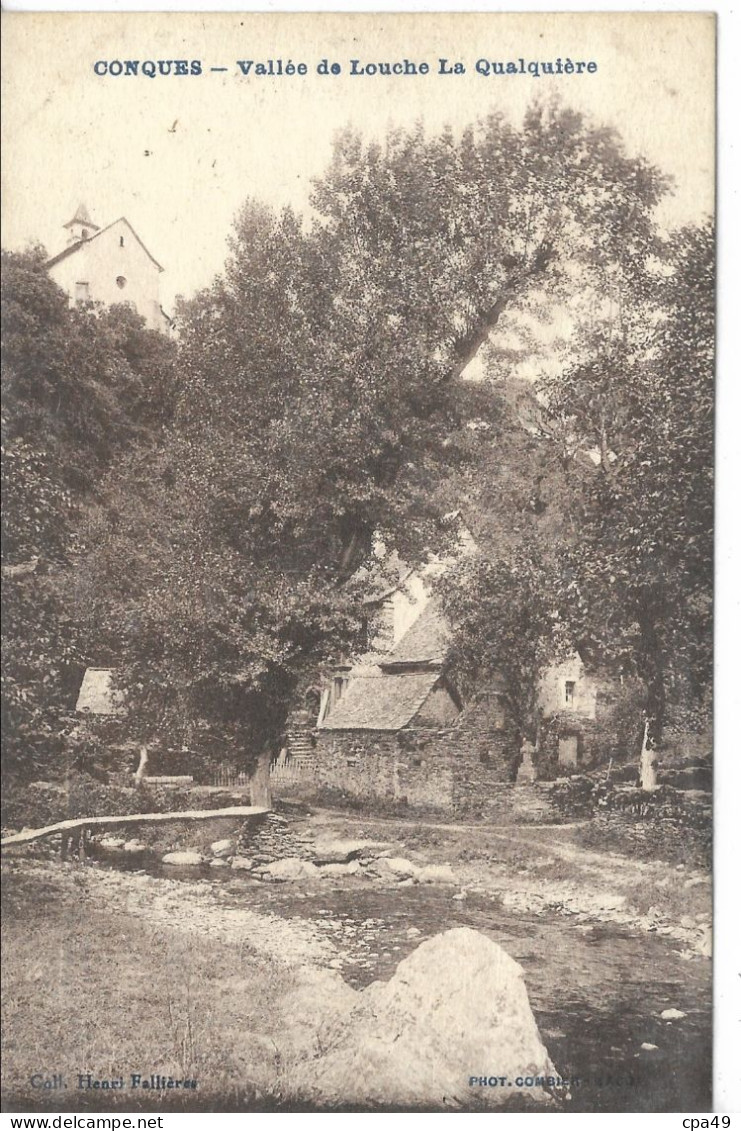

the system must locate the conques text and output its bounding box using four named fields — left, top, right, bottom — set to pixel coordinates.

left=91, top=57, right=598, bottom=79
